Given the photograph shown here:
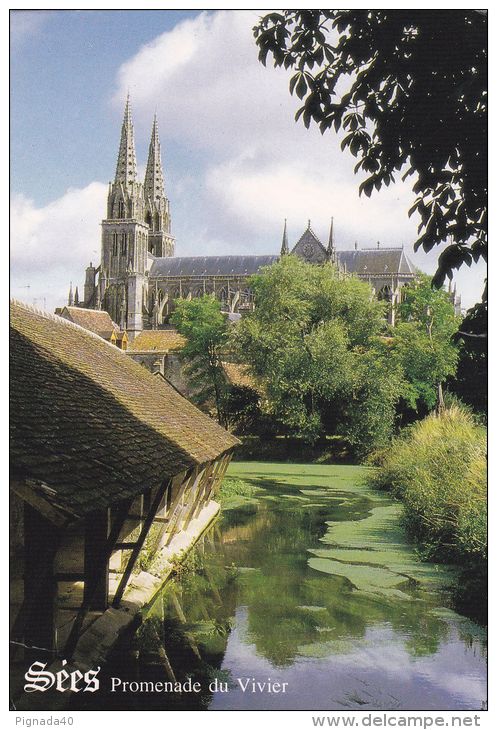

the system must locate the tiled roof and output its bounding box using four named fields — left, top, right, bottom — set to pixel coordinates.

left=150, top=255, right=279, bottom=278
left=129, top=329, right=186, bottom=352
left=60, top=307, right=120, bottom=338
left=10, top=301, right=238, bottom=518
left=337, top=248, right=416, bottom=276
